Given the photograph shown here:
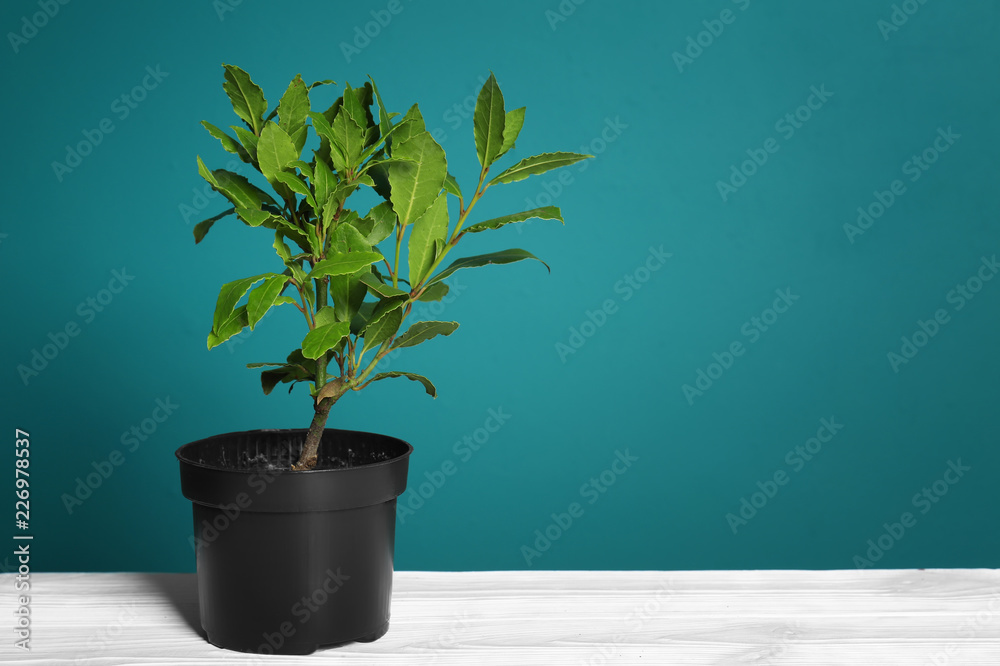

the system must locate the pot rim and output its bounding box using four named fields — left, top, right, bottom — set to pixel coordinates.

left=175, top=426, right=414, bottom=475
